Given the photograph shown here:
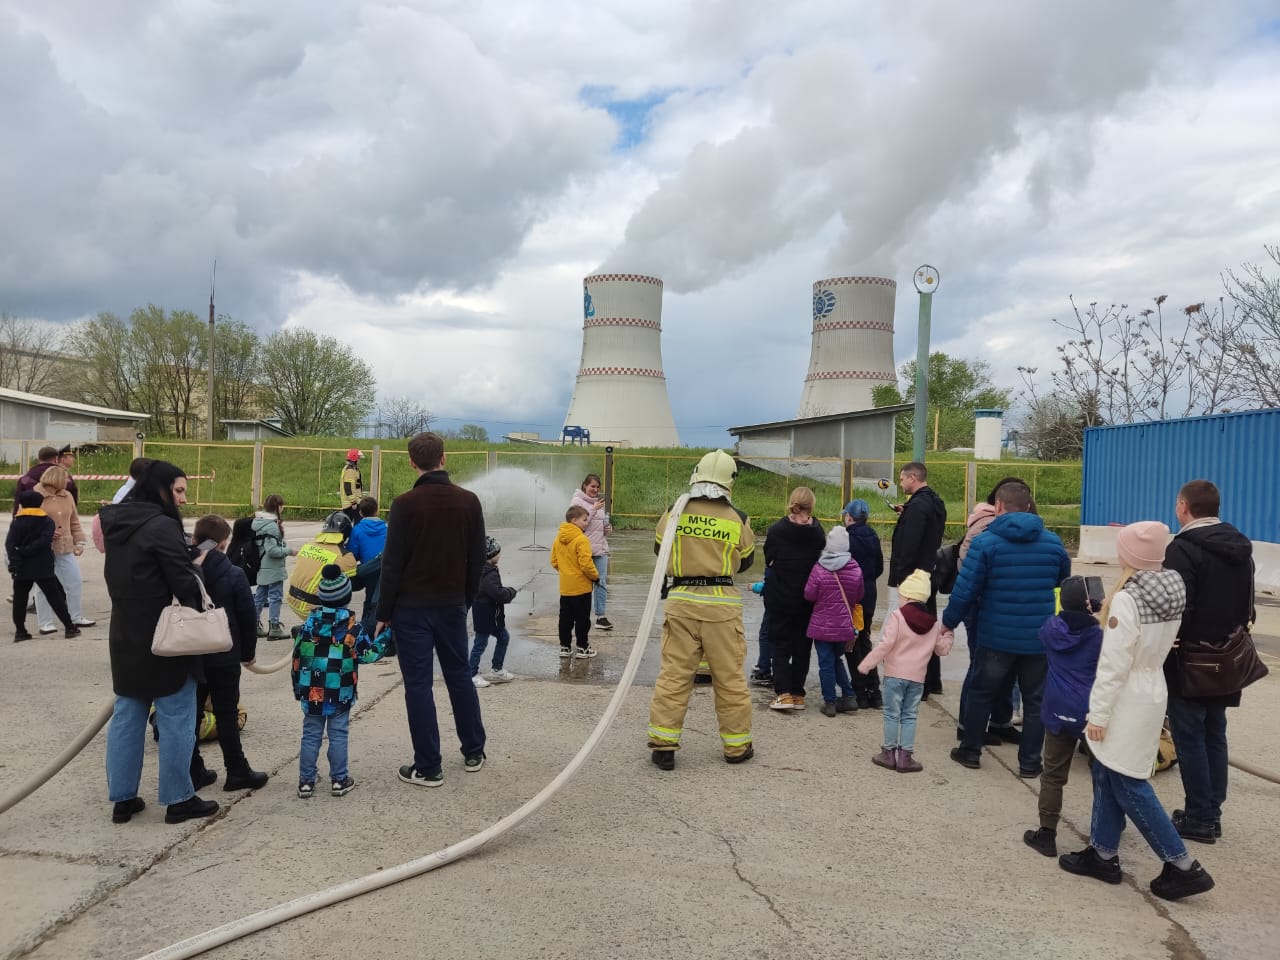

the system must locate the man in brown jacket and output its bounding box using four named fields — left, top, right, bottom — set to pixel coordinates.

left=376, top=432, right=487, bottom=788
